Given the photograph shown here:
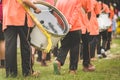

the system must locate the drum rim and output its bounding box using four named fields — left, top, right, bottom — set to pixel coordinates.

left=33, top=1, right=70, bottom=36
